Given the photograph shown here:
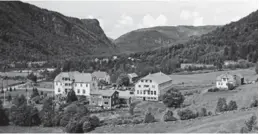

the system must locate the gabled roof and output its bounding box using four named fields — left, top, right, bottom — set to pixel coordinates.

left=91, top=89, right=117, bottom=97
left=140, top=72, right=172, bottom=85
left=92, top=71, right=108, bottom=78
left=128, top=73, right=138, bottom=78
left=216, top=72, right=243, bottom=81
left=54, top=71, right=93, bottom=83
